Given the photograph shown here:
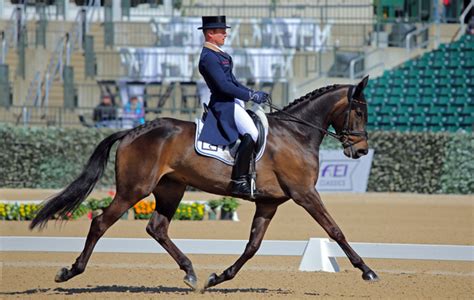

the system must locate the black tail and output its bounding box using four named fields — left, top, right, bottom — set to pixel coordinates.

left=30, top=130, right=129, bottom=229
